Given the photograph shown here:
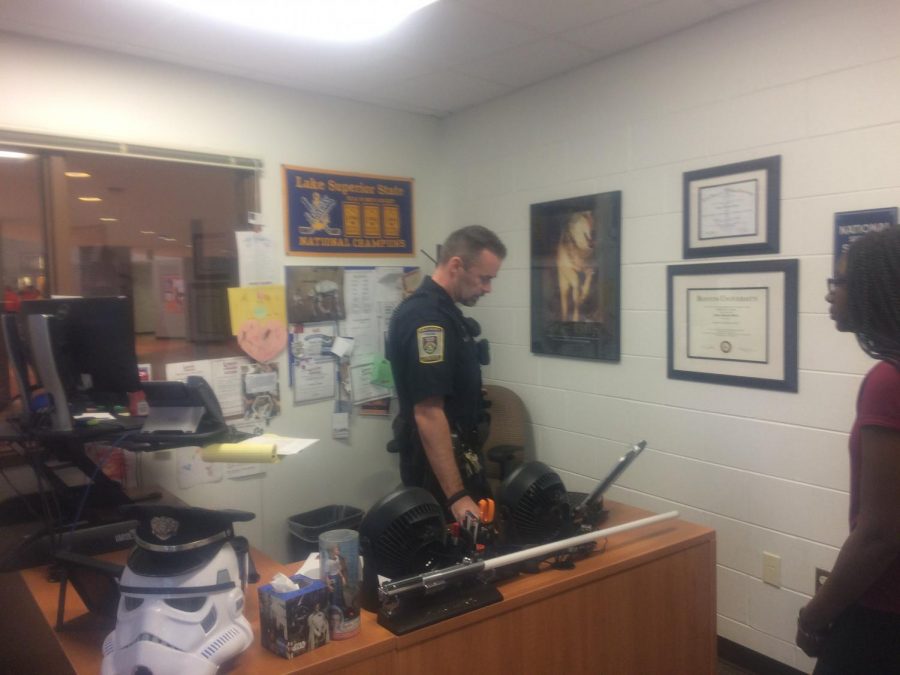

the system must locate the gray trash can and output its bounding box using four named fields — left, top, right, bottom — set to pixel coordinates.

left=287, top=505, right=364, bottom=562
